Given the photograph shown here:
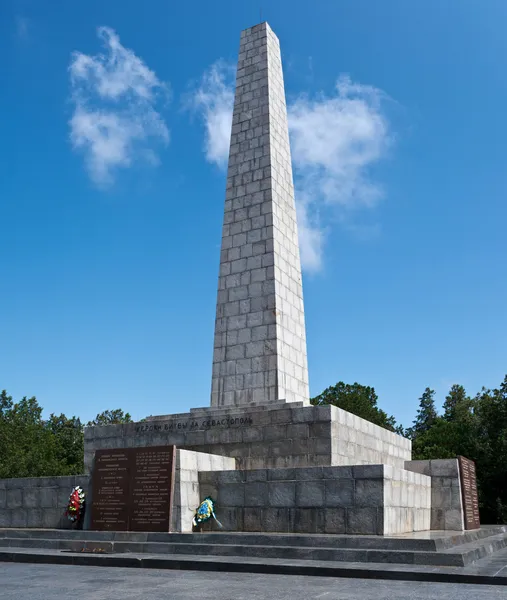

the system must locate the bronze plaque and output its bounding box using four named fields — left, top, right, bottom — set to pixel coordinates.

left=91, top=446, right=176, bottom=532
left=130, top=447, right=175, bottom=532
left=90, top=449, right=130, bottom=531
left=458, top=455, right=480, bottom=530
